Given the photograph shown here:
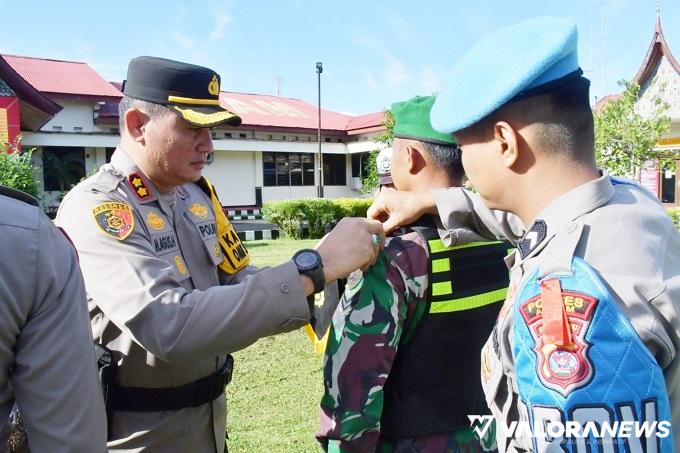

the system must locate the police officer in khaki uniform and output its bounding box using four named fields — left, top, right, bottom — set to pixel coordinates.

left=369, top=18, right=680, bottom=452
left=0, top=186, right=107, bottom=452
left=55, top=56, right=383, bottom=452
